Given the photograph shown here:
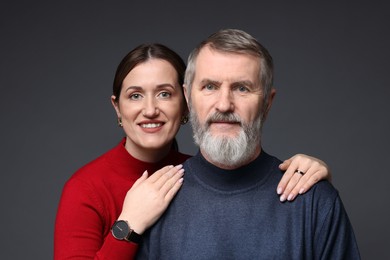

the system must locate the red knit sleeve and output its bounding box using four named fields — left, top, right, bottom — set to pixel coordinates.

left=54, top=177, right=138, bottom=259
